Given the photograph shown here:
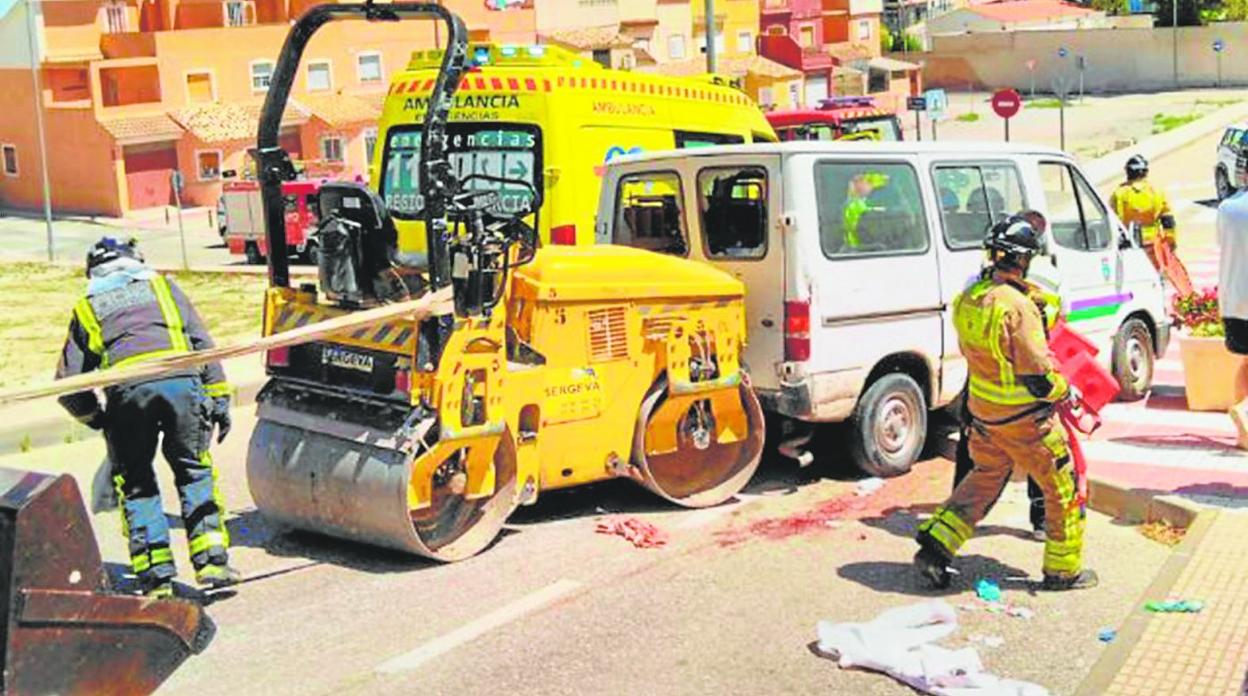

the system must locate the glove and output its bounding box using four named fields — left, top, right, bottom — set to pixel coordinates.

left=1066, top=384, right=1083, bottom=408
left=210, top=396, right=232, bottom=444
left=82, top=408, right=108, bottom=431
